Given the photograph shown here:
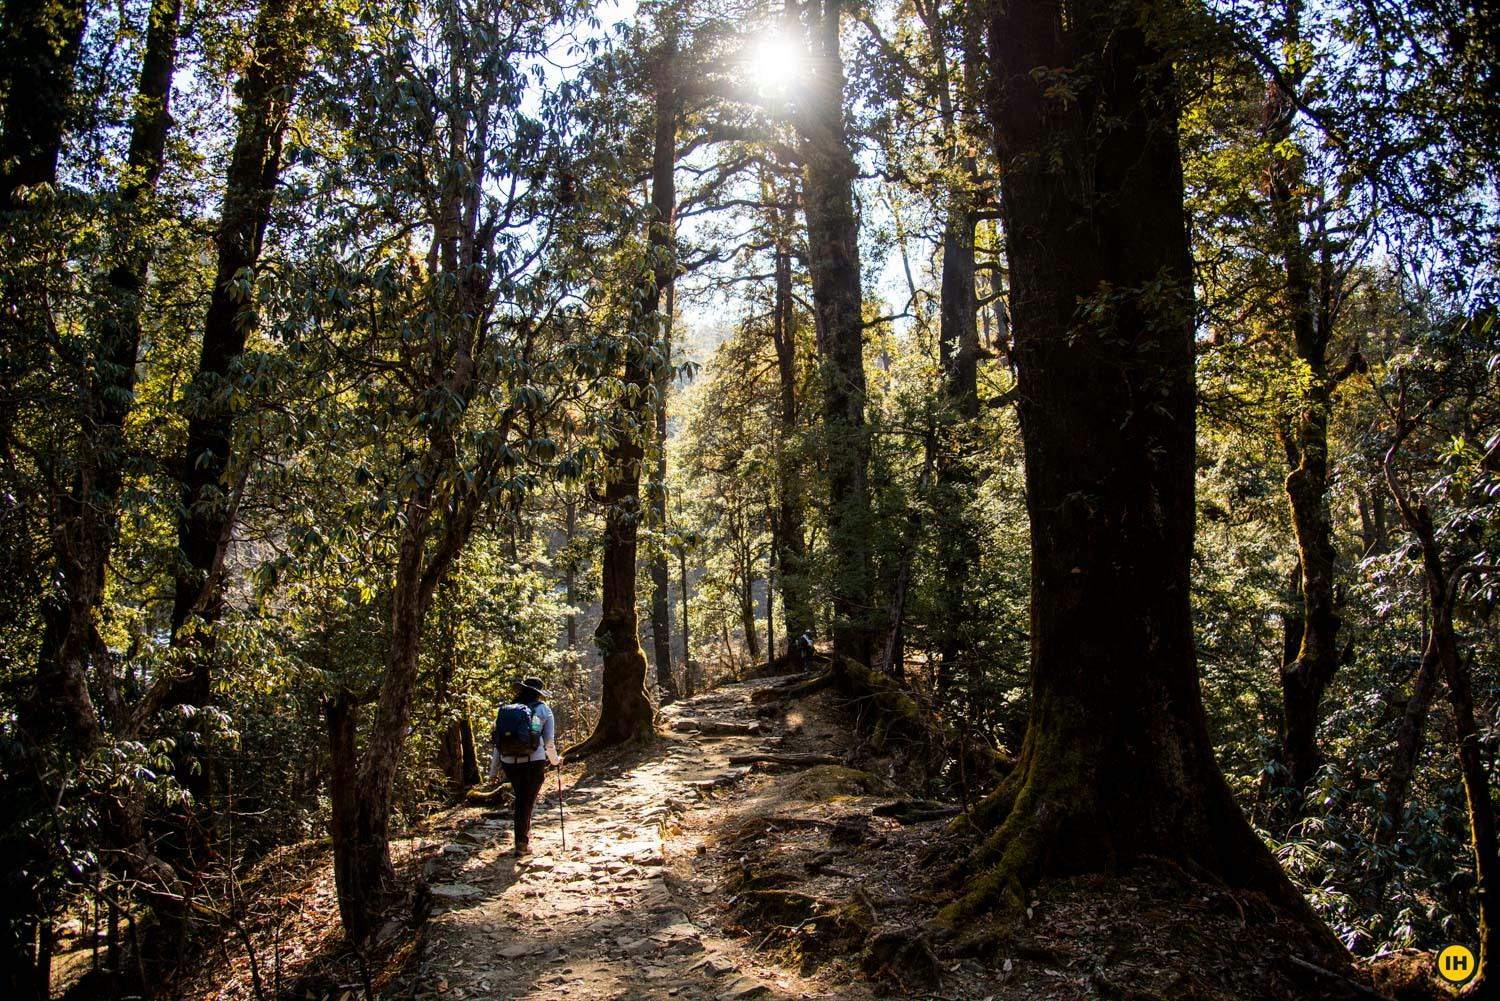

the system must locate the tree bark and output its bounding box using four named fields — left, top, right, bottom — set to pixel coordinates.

left=650, top=268, right=678, bottom=701
left=915, top=0, right=983, bottom=696
left=793, top=0, right=872, bottom=667
left=325, top=693, right=364, bottom=940
left=945, top=0, right=1342, bottom=958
